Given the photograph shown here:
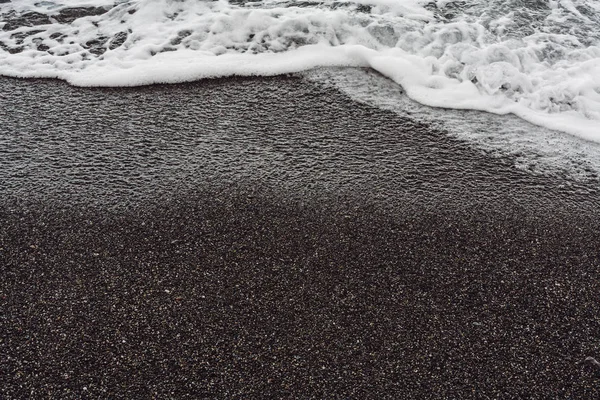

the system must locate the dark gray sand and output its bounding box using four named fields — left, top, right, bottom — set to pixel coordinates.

left=1, top=75, right=600, bottom=398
